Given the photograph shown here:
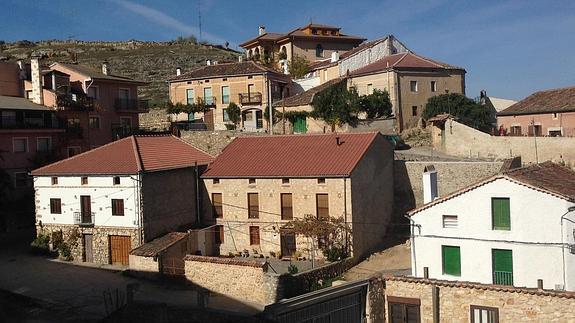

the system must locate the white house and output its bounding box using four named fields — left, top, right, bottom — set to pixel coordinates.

left=408, top=161, right=575, bottom=291
left=32, top=135, right=213, bottom=265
